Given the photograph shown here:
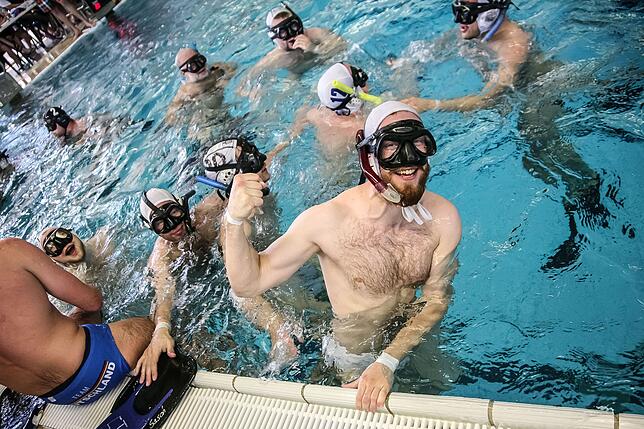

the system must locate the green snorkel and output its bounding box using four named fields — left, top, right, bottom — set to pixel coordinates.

left=331, top=80, right=383, bottom=106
